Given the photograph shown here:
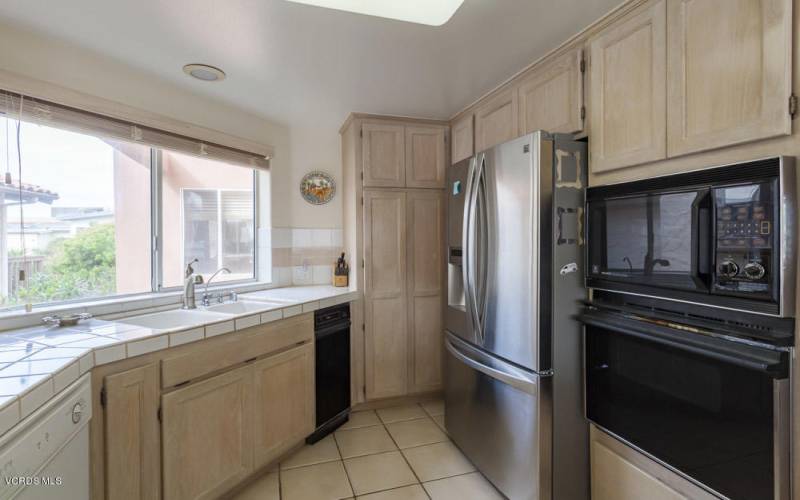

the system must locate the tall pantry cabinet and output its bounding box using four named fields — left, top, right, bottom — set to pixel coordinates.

left=341, top=114, right=448, bottom=403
